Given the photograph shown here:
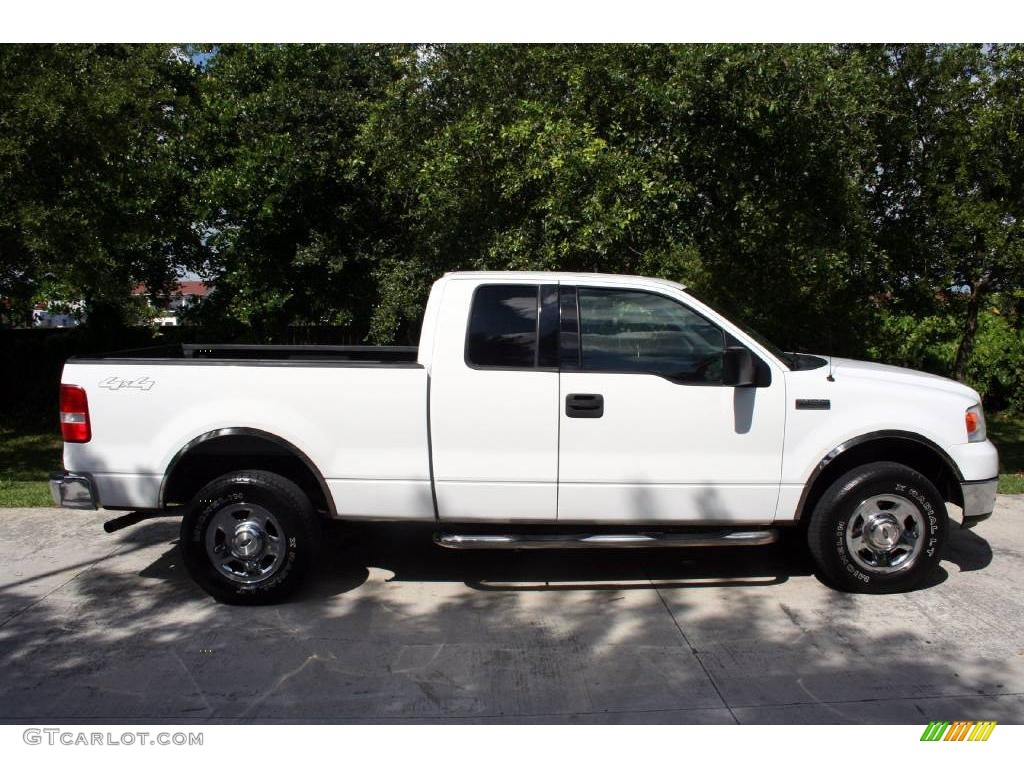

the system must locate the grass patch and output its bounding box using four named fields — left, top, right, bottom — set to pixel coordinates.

left=989, top=411, right=1024, bottom=494
left=0, top=421, right=62, bottom=507
left=0, top=478, right=54, bottom=506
